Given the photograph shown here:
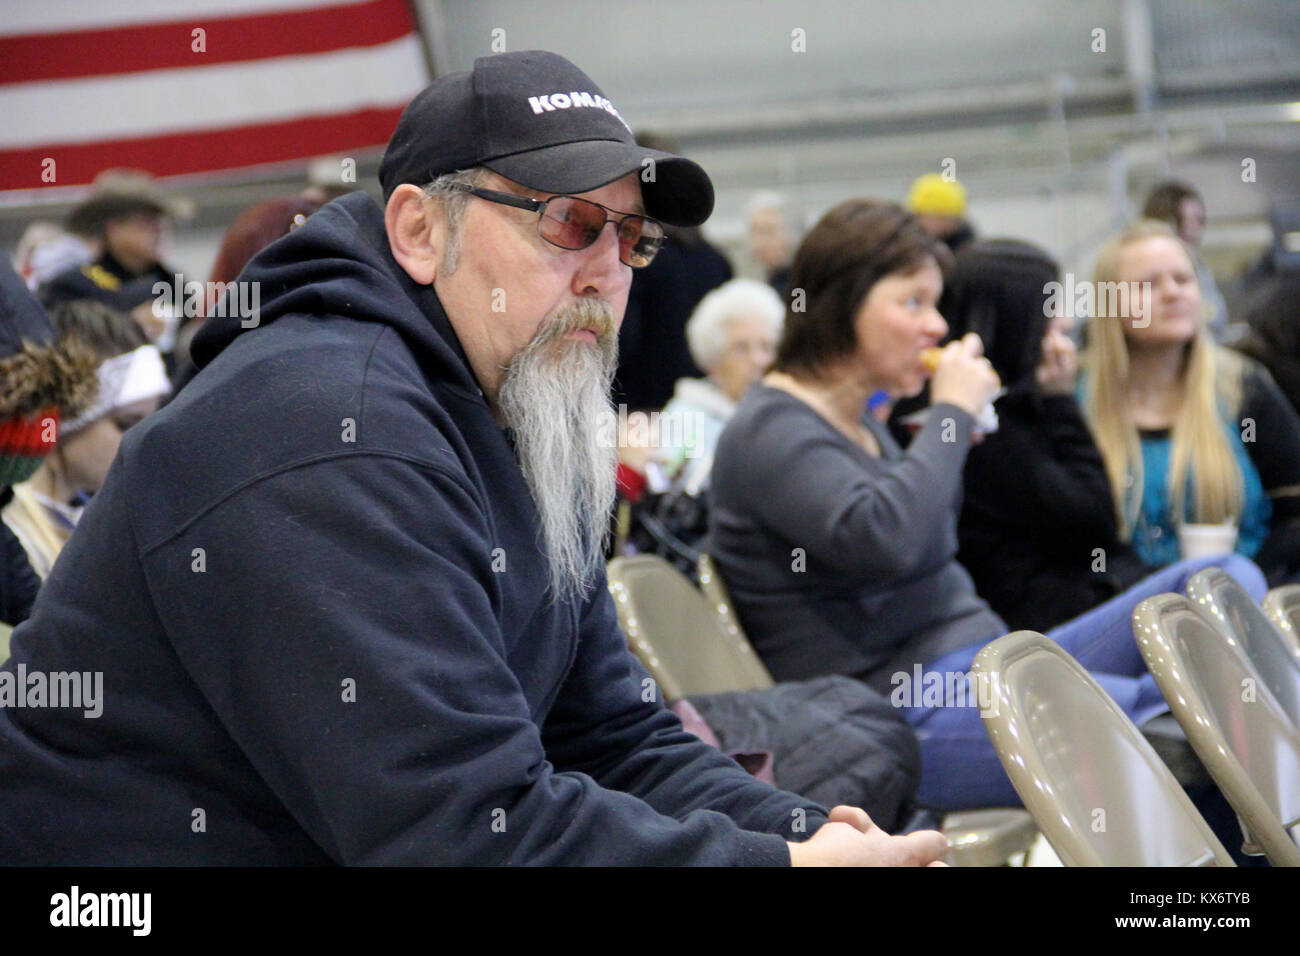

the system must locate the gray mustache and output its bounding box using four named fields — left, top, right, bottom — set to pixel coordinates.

left=538, top=298, right=617, bottom=344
